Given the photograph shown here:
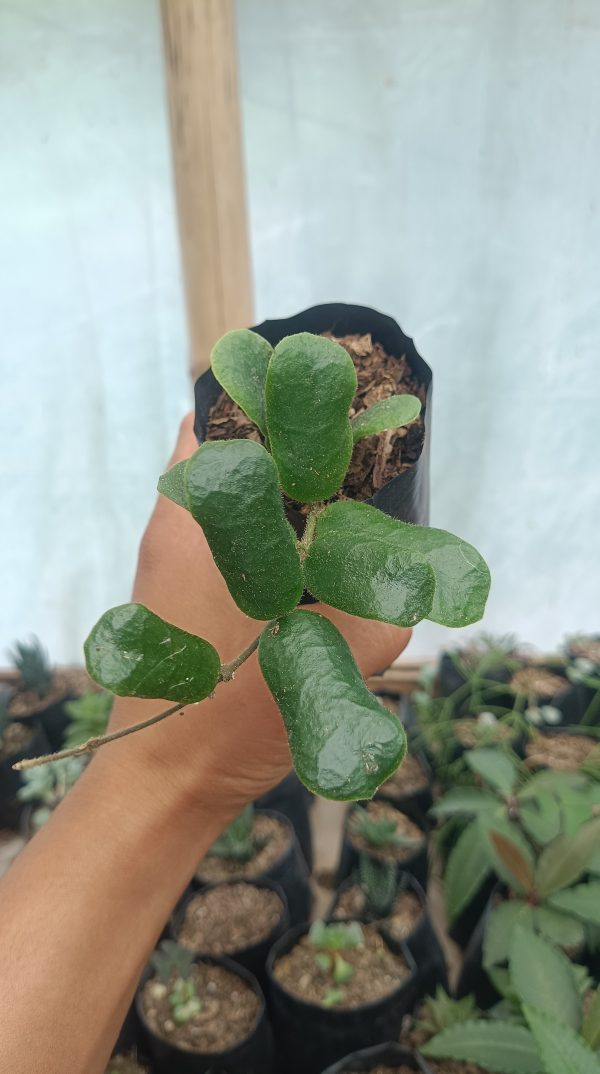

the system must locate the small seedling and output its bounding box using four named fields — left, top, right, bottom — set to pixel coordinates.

left=350, top=806, right=421, bottom=851
left=16, top=330, right=490, bottom=801
left=17, top=757, right=84, bottom=829
left=206, top=804, right=267, bottom=863
left=150, top=941, right=202, bottom=1024
left=10, top=638, right=53, bottom=698
left=308, top=920, right=363, bottom=1006
left=63, top=690, right=113, bottom=749
left=358, top=853, right=400, bottom=919
left=415, top=986, right=477, bottom=1039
